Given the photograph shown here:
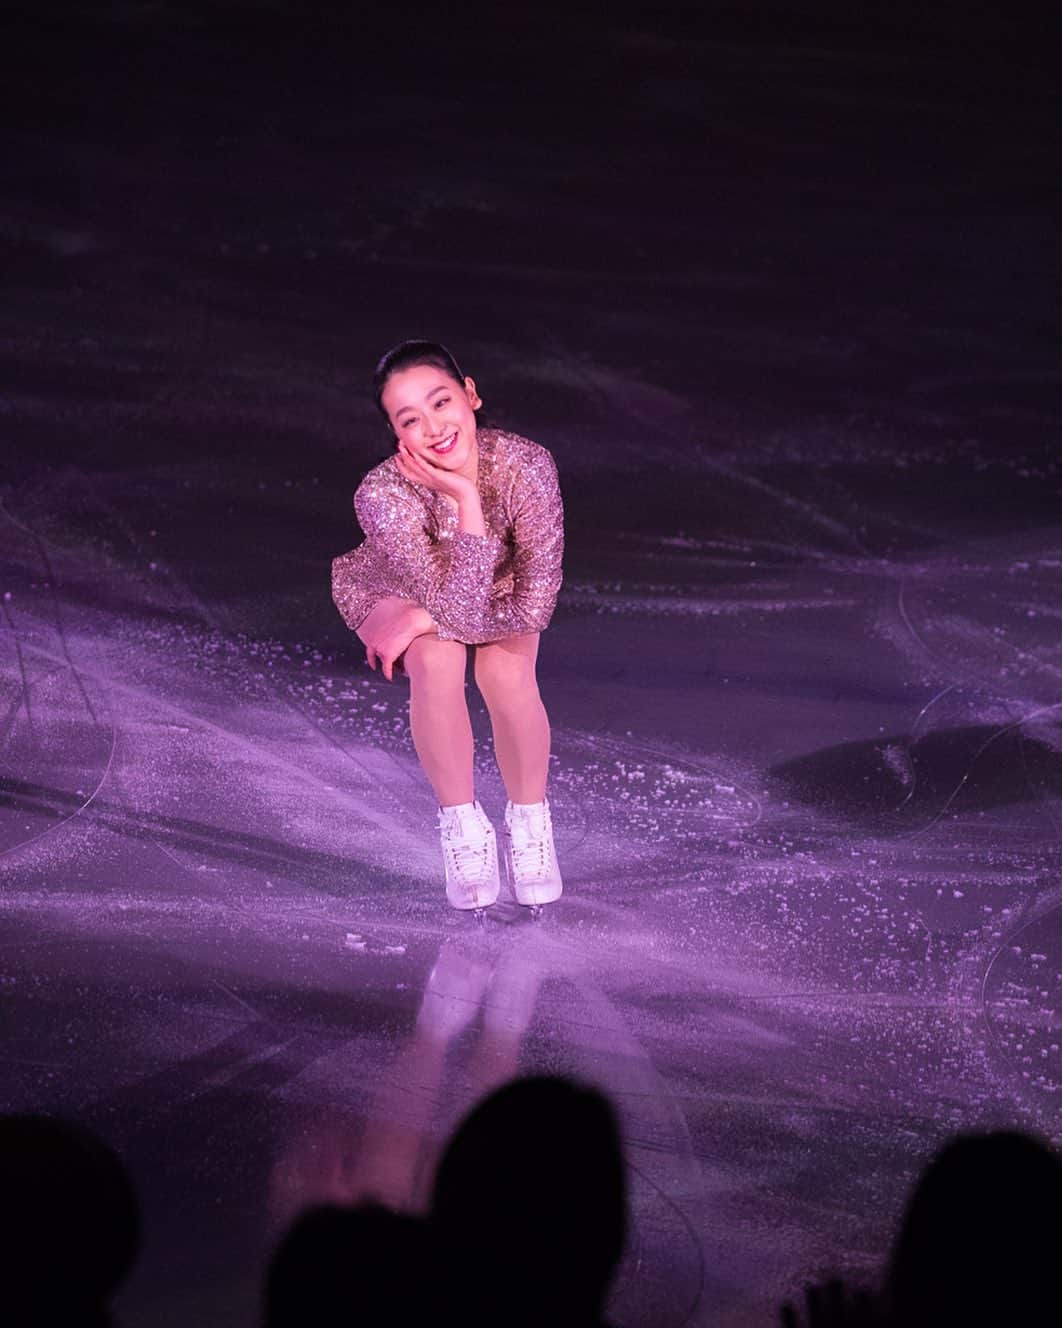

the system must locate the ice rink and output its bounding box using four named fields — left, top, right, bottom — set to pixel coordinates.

left=2, top=5, right=1060, bottom=1324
